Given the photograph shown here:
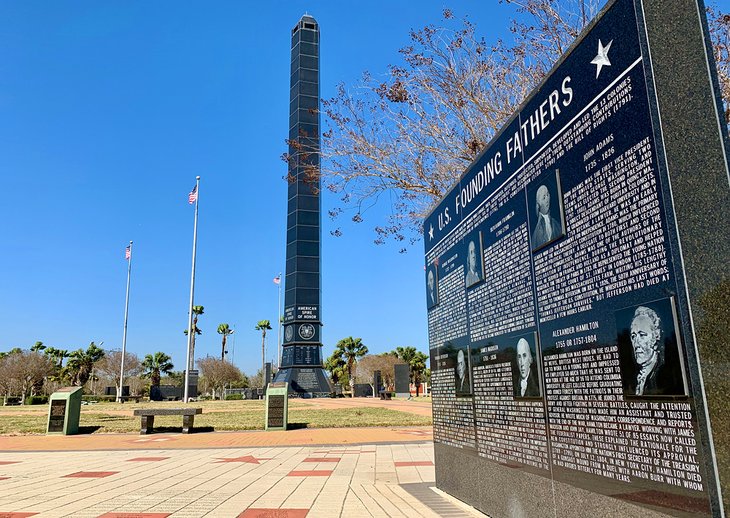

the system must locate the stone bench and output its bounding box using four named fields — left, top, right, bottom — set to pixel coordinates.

left=133, top=408, right=202, bottom=434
